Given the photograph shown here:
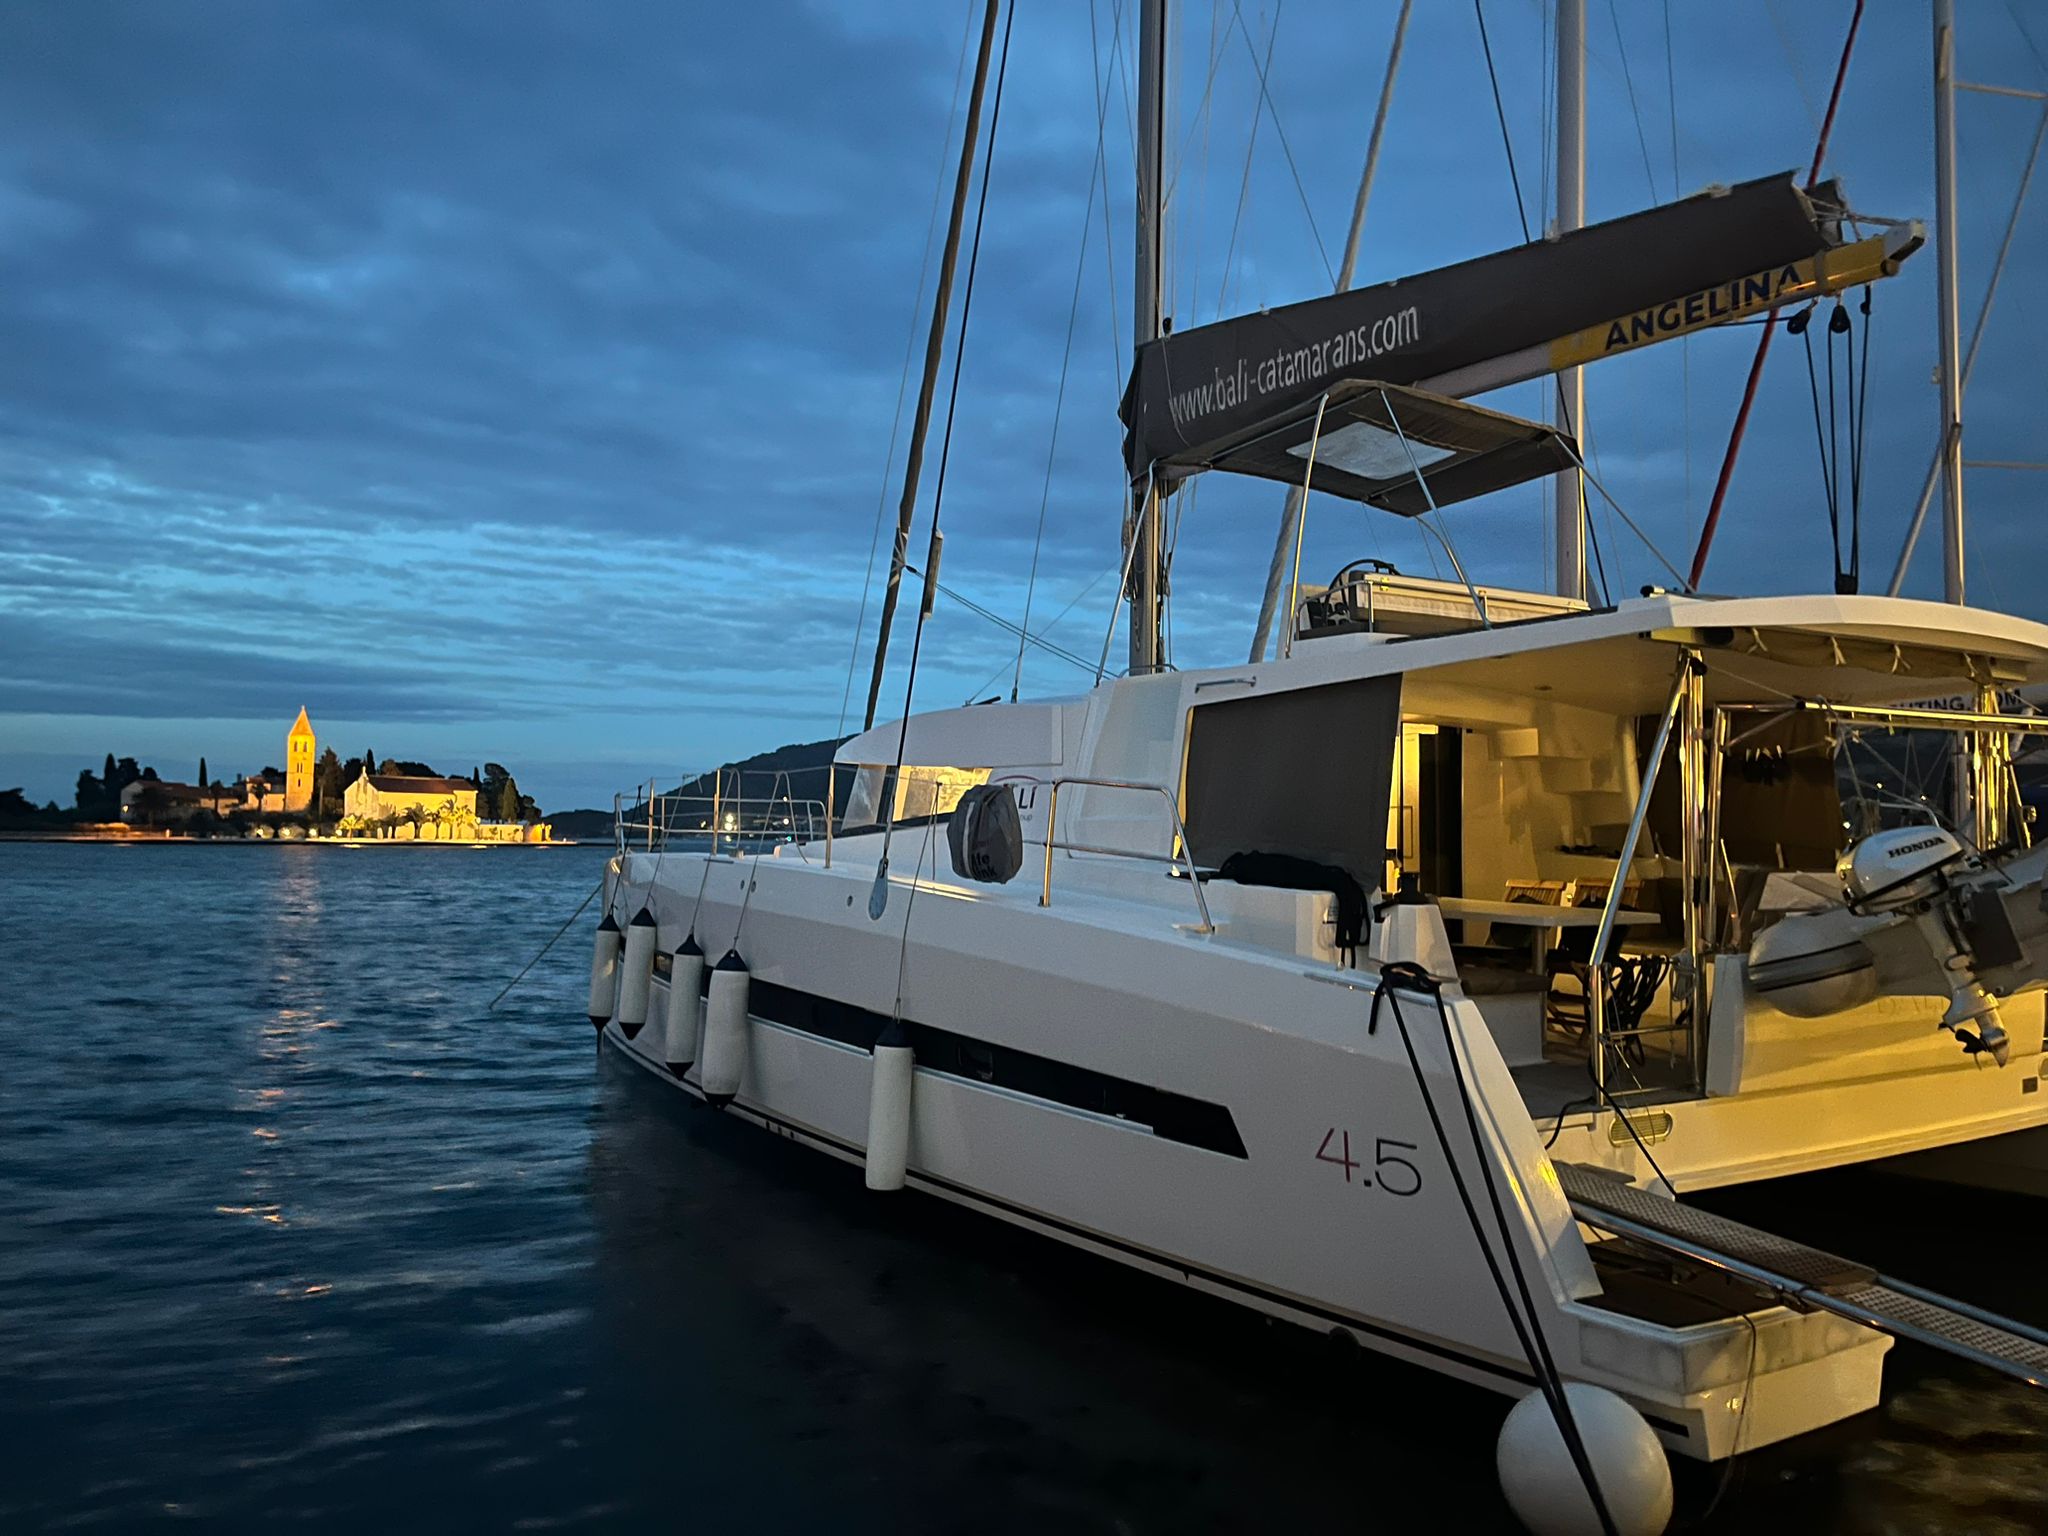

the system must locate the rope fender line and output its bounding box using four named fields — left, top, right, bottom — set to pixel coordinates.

left=489, top=876, right=602, bottom=1012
